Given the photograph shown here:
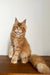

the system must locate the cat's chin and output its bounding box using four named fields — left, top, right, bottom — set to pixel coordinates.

left=16, top=34, right=21, bottom=37
left=16, top=33, right=24, bottom=37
